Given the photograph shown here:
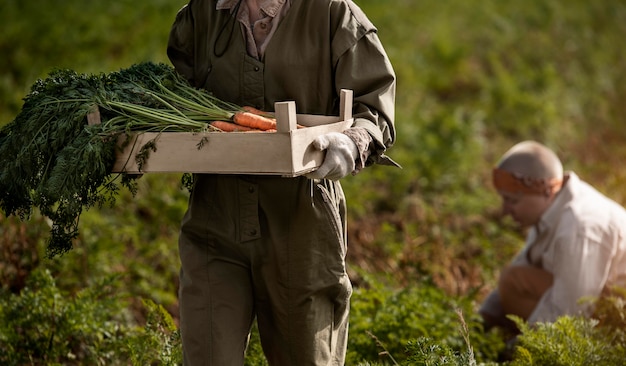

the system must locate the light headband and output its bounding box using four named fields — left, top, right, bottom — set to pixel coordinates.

left=492, top=168, right=562, bottom=196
